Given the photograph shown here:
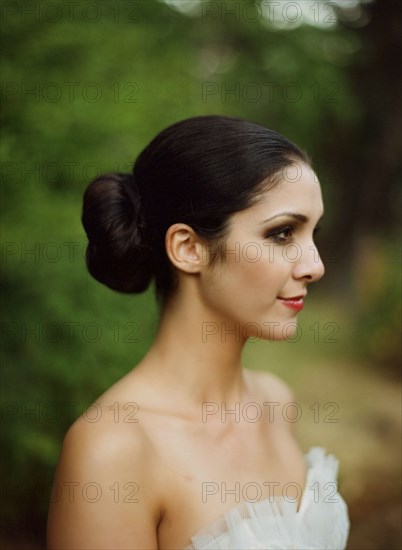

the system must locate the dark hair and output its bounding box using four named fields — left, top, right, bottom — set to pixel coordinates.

left=81, top=115, right=310, bottom=306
